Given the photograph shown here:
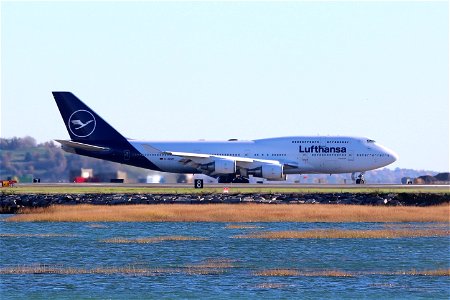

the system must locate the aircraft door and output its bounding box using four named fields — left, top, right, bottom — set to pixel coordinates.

left=348, top=151, right=354, bottom=161
left=297, top=152, right=311, bottom=172
left=299, top=153, right=308, bottom=164
left=302, top=153, right=308, bottom=162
